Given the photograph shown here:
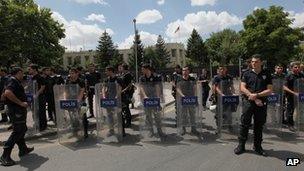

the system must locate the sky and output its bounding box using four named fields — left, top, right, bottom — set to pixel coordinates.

left=35, top=0, right=304, bottom=51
